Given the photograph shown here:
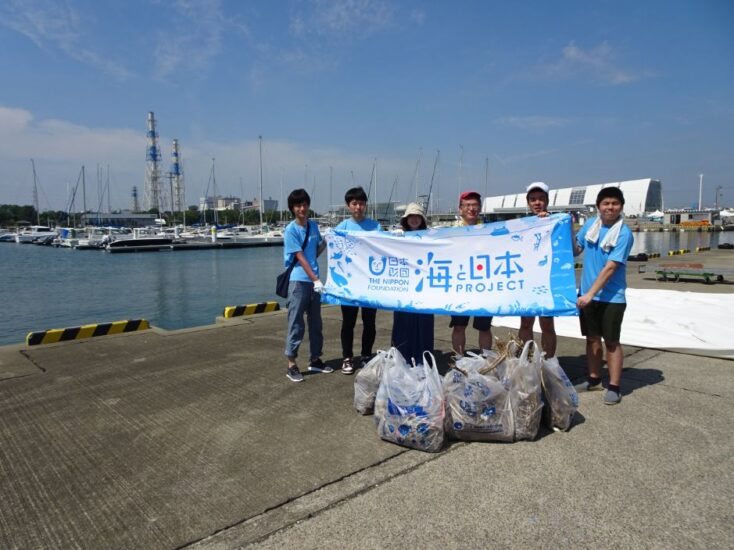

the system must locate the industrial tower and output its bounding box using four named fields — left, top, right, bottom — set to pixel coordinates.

left=131, top=186, right=140, bottom=212
left=170, top=139, right=184, bottom=213
left=144, top=111, right=163, bottom=212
